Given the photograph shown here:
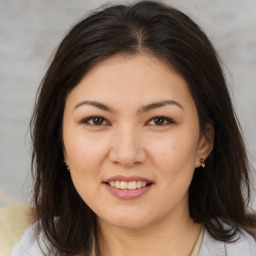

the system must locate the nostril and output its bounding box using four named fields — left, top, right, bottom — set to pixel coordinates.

left=108, top=142, right=147, bottom=167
